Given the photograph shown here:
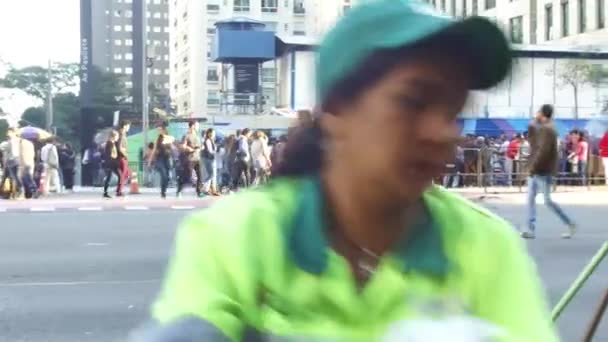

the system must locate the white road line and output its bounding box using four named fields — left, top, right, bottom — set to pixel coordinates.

left=85, top=242, right=109, bottom=246
left=30, top=207, right=56, bottom=212
left=124, top=206, right=149, bottom=211
left=0, top=208, right=6, bottom=212
left=78, top=207, right=103, bottom=211
left=0, top=279, right=161, bottom=287
left=170, top=205, right=195, bottom=210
